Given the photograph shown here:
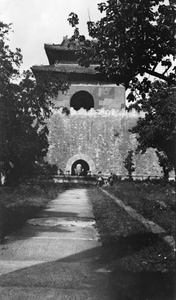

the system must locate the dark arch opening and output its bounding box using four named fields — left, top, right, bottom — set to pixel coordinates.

left=70, top=91, right=94, bottom=111
left=71, top=159, right=89, bottom=176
